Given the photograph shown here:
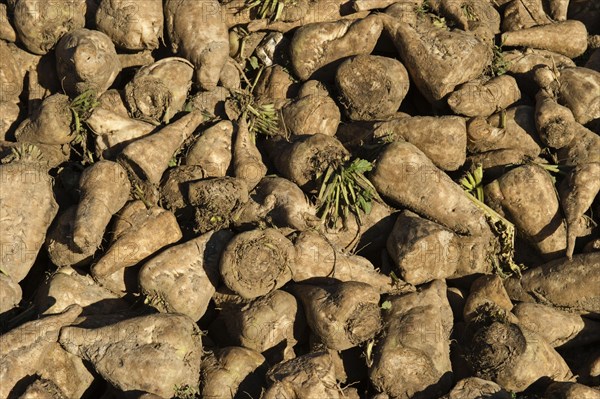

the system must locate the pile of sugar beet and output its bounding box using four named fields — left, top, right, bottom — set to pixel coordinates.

left=1, top=0, right=600, bottom=397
